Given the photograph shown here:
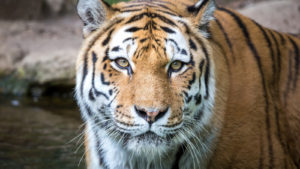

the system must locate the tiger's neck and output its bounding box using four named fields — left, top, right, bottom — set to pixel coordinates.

left=84, top=121, right=218, bottom=169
